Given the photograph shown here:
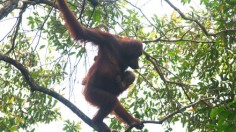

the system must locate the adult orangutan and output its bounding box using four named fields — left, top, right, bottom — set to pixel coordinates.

left=56, top=0, right=143, bottom=131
